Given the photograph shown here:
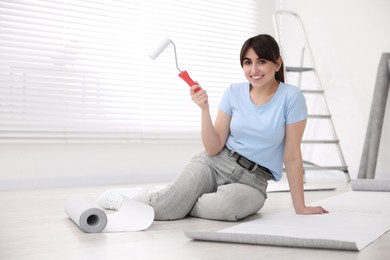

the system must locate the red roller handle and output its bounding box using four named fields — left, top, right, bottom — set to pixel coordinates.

left=178, top=70, right=201, bottom=93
